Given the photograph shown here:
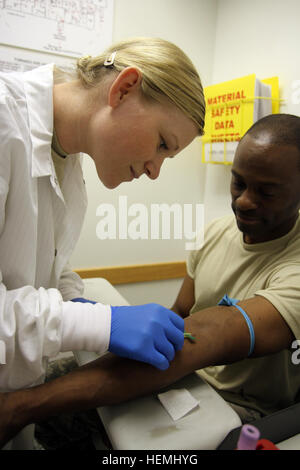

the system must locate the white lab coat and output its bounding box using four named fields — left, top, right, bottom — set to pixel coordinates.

left=0, top=64, right=111, bottom=398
